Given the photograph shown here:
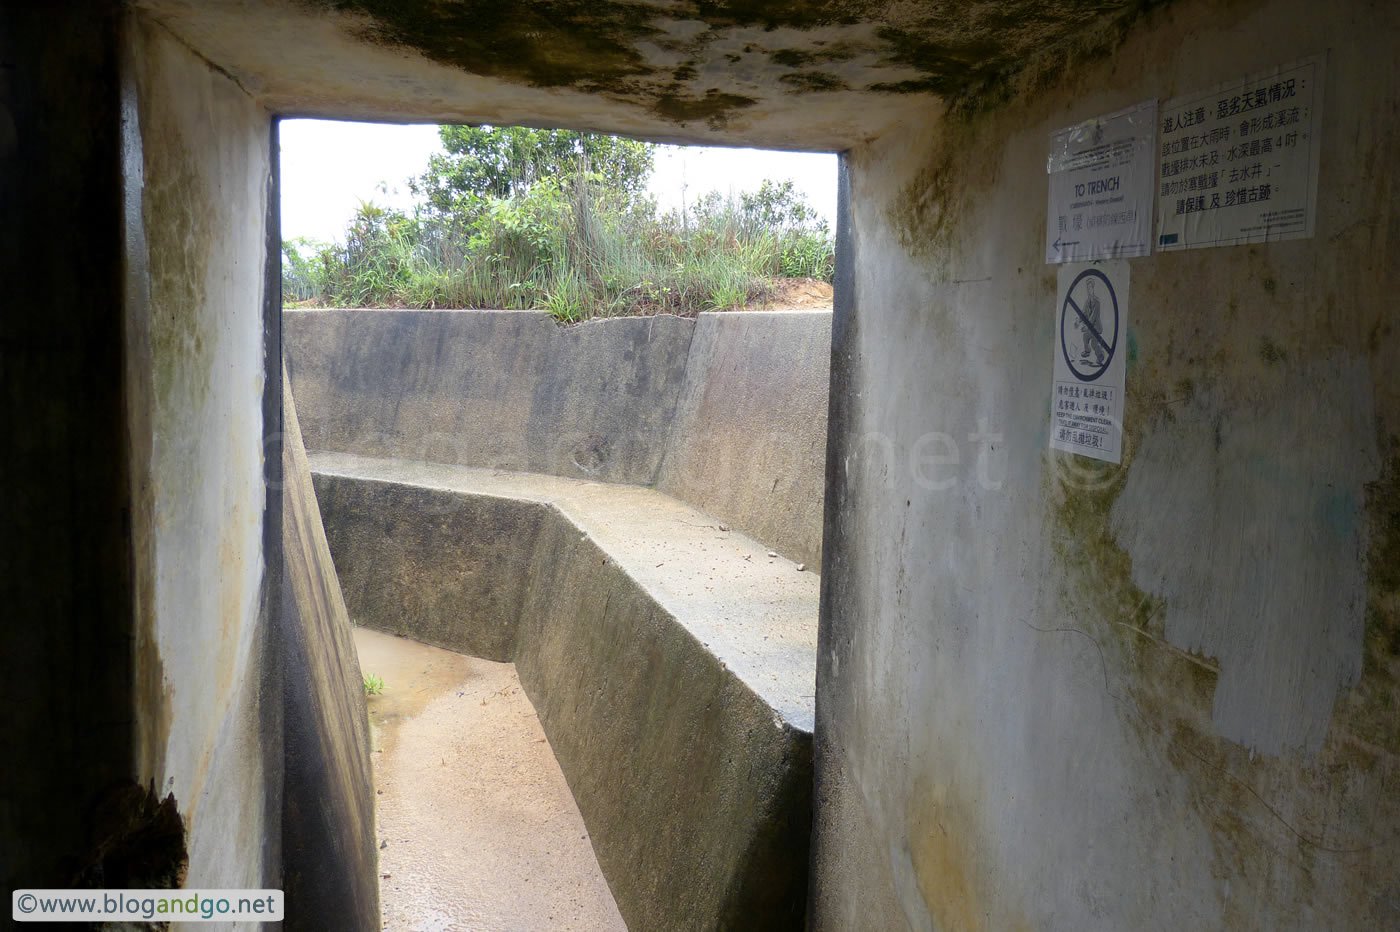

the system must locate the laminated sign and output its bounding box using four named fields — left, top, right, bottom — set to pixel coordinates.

left=1156, top=54, right=1326, bottom=250
left=1051, top=262, right=1129, bottom=464
left=1045, top=99, right=1157, bottom=264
